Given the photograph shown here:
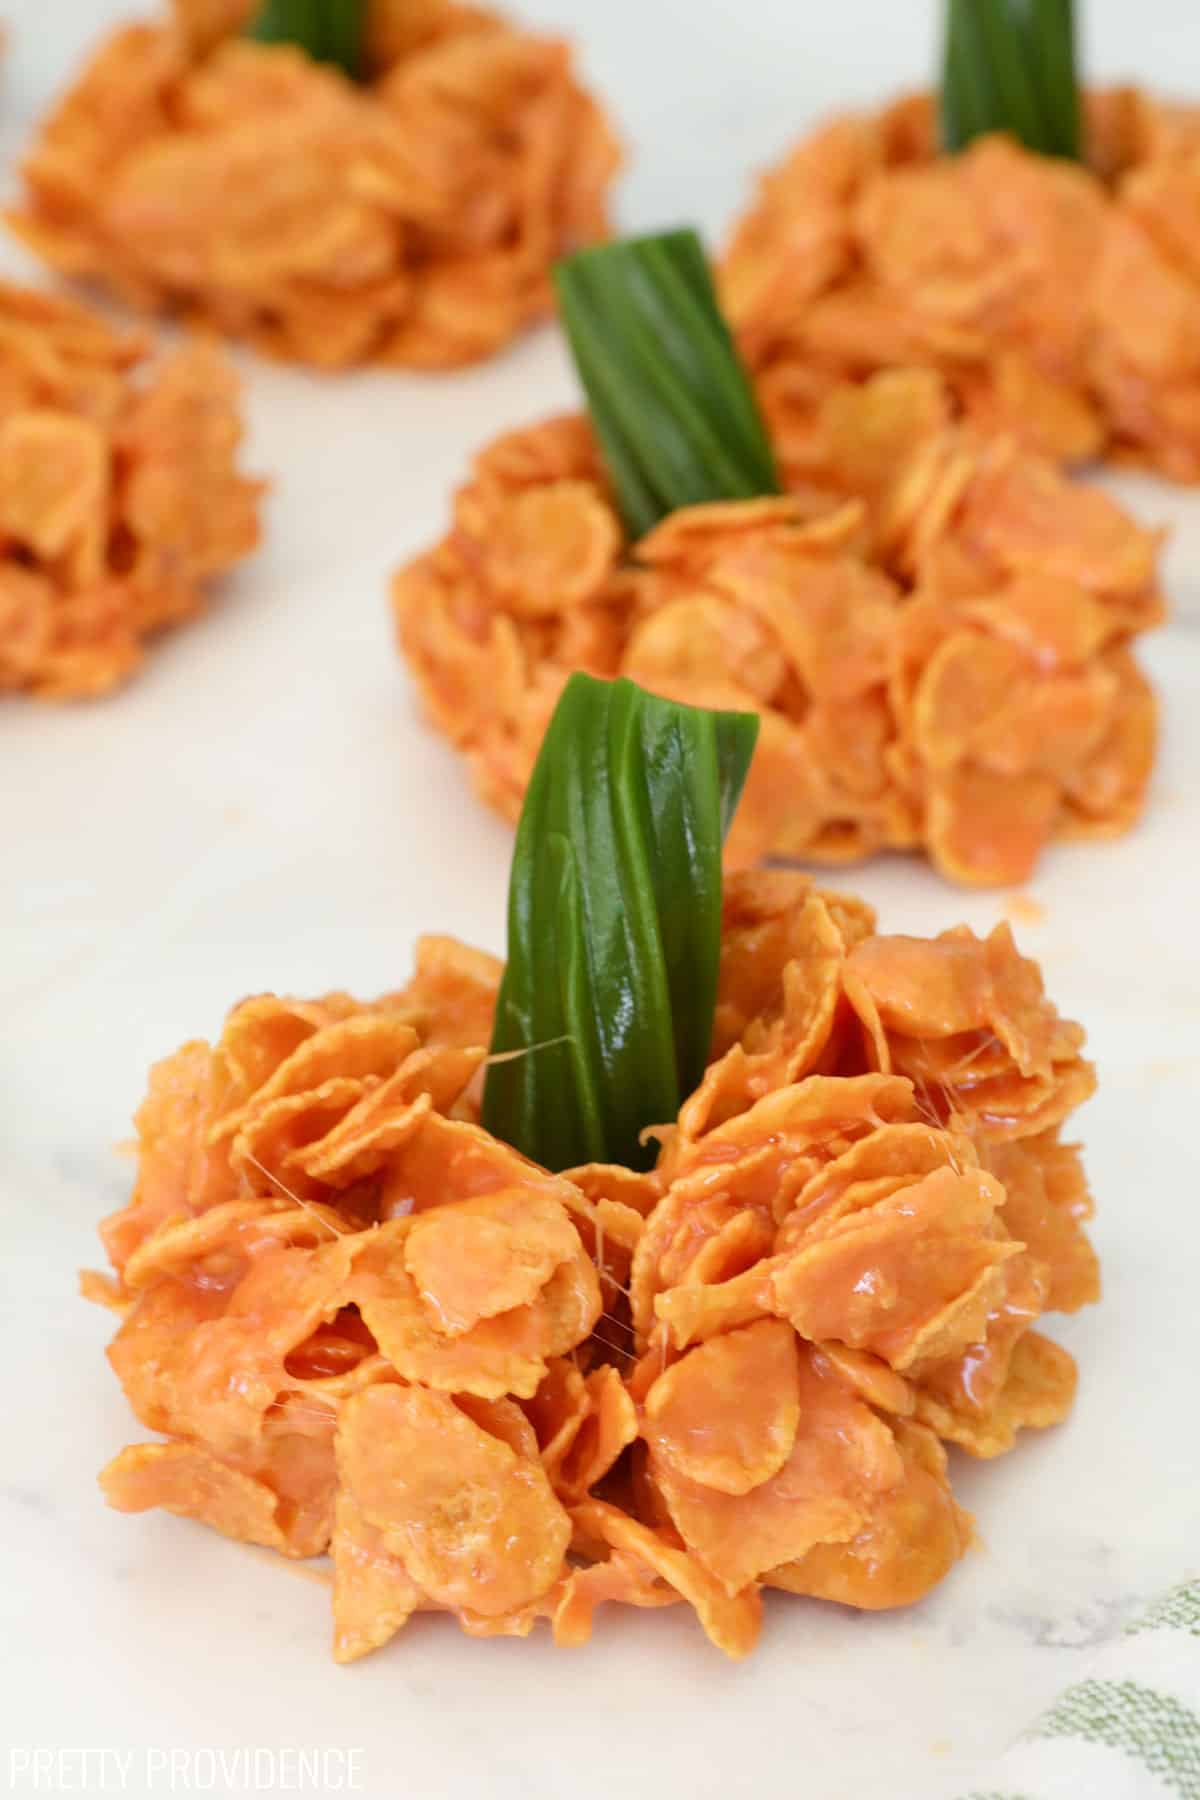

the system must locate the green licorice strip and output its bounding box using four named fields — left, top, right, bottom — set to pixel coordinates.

left=245, top=0, right=366, bottom=79
left=976, top=0, right=1046, bottom=147
left=481, top=675, right=759, bottom=1174
left=553, top=229, right=780, bottom=541
left=942, top=0, right=993, bottom=151
left=941, top=0, right=1081, bottom=160
left=1029, top=0, right=1082, bottom=159
left=940, top=0, right=966, bottom=152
